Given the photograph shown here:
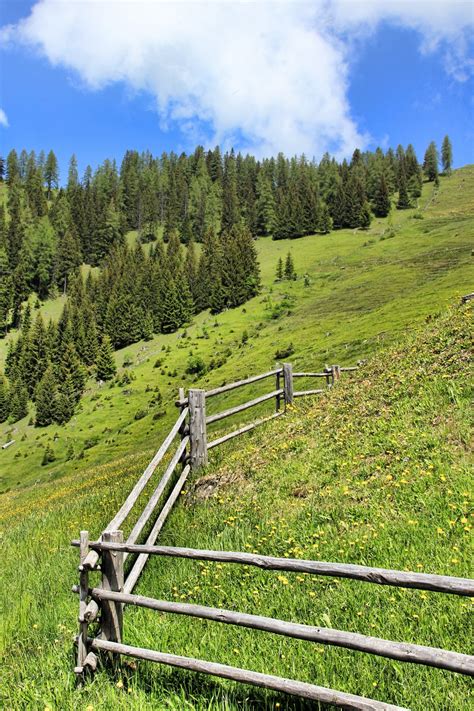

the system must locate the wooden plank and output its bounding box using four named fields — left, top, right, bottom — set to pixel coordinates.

left=90, top=590, right=474, bottom=676
left=123, top=465, right=191, bottom=595
left=461, top=293, right=474, bottom=303
left=340, top=366, right=359, bottom=372
left=101, top=531, right=124, bottom=643
left=283, top=363, right=293, bottom=405
left=90, top=638, right=406, bottom=710
left=189, top=390, right=208, bottom=470
left=105, top=408, right=189, bottom=532
left=89, top=545, right=474, bottom=597
left=207, top=412, right=284, bottom=450
left=294, top=389, right=324, bottom=397
left=206, top=389, right=283, bottom=425
left=124, top=437, right=189, bottom=561
left=205, top=369, right=282, bottom=399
